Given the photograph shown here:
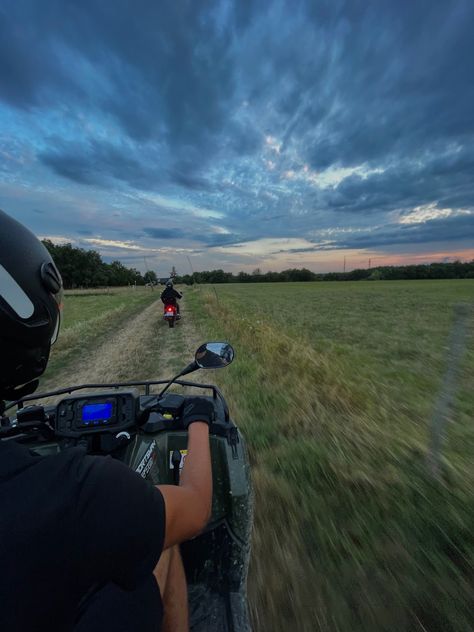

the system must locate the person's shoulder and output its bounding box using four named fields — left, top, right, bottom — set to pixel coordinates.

left=75, top=452, right=125, bottom=485
left=75, top=453, right=158, bottom=501
left=40, top=448, right=108, bottom=488
left=34, top=445, right=88, bottom=475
